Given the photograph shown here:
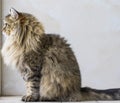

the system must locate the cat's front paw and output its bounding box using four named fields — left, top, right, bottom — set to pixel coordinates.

left=22, top=95, right=39, bottom=102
